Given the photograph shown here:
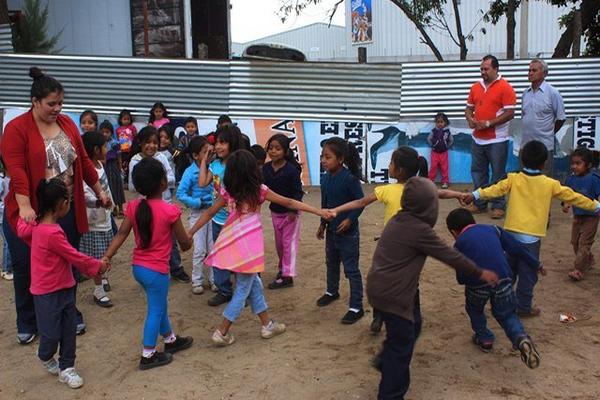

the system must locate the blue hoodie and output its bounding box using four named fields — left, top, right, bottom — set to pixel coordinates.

left=176, top=162, right=213, bottom=209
